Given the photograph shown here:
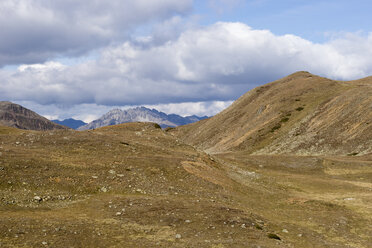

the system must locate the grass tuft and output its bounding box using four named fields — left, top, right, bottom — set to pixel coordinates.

left=280, top=117, right=289, bottom=123
left=267, top=233, right=281, bottom=240
left=270, top=124, right=281, bottom=132
left=295, top=107, right=304, bottom=111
